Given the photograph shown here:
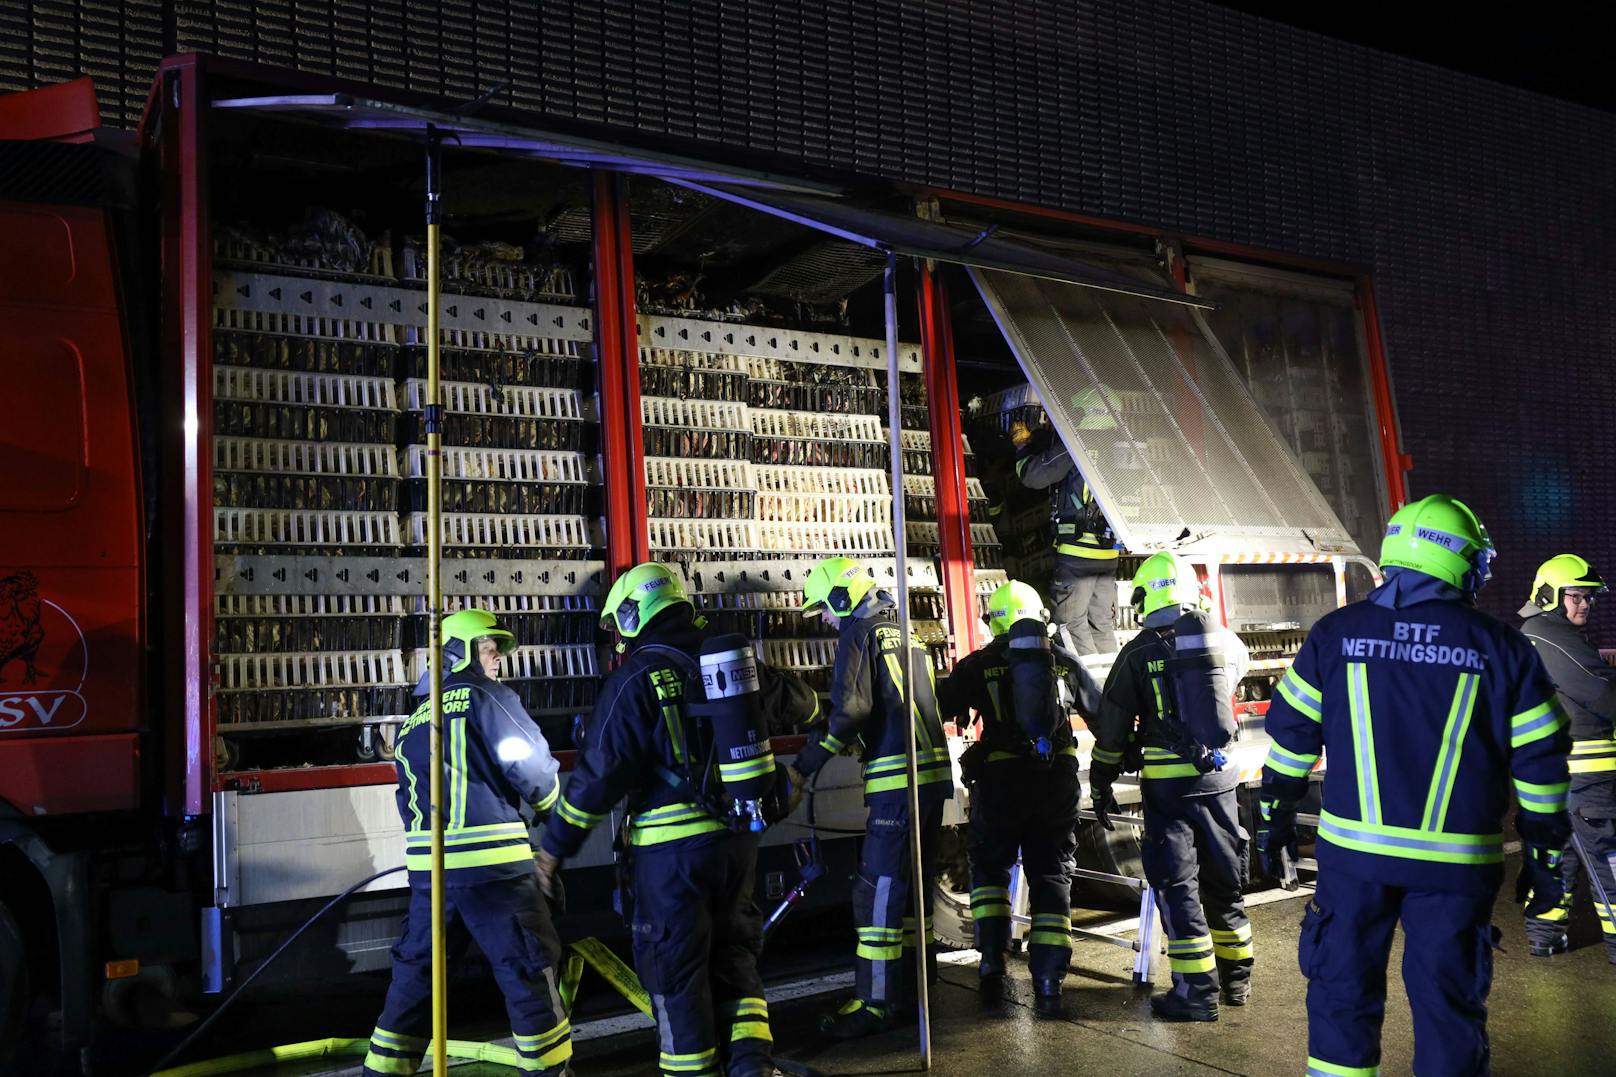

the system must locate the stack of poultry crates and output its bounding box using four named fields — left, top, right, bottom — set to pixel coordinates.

left=211, top=217, right=602, bottom=767
left=639, top=334, right=1007, bottom=709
